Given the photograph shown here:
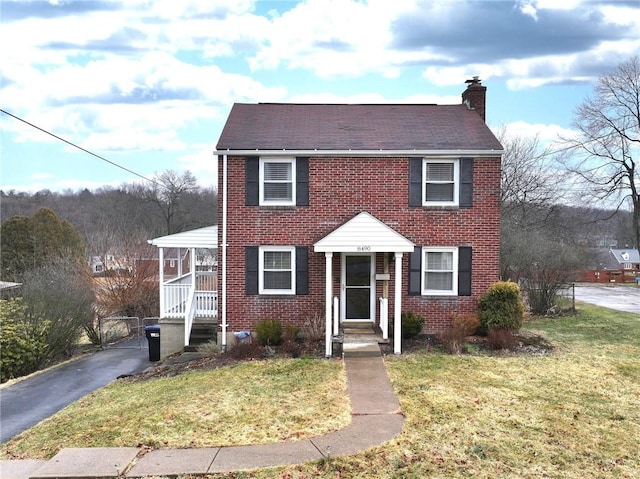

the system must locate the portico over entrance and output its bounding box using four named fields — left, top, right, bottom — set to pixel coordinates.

left=313, top=212, right=415, bottom=356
